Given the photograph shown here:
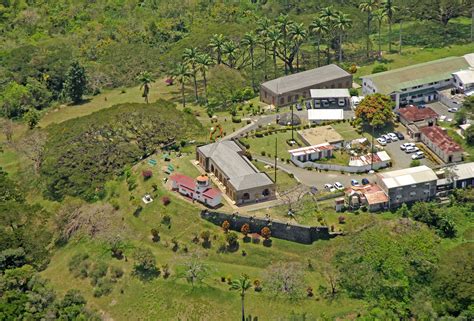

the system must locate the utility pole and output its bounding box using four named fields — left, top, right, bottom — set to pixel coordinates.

left=274, top=136, right=278, bottom=183
left=291, top=103, right=294, bottom=142
left=371, top=124, right=375, bottom=171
